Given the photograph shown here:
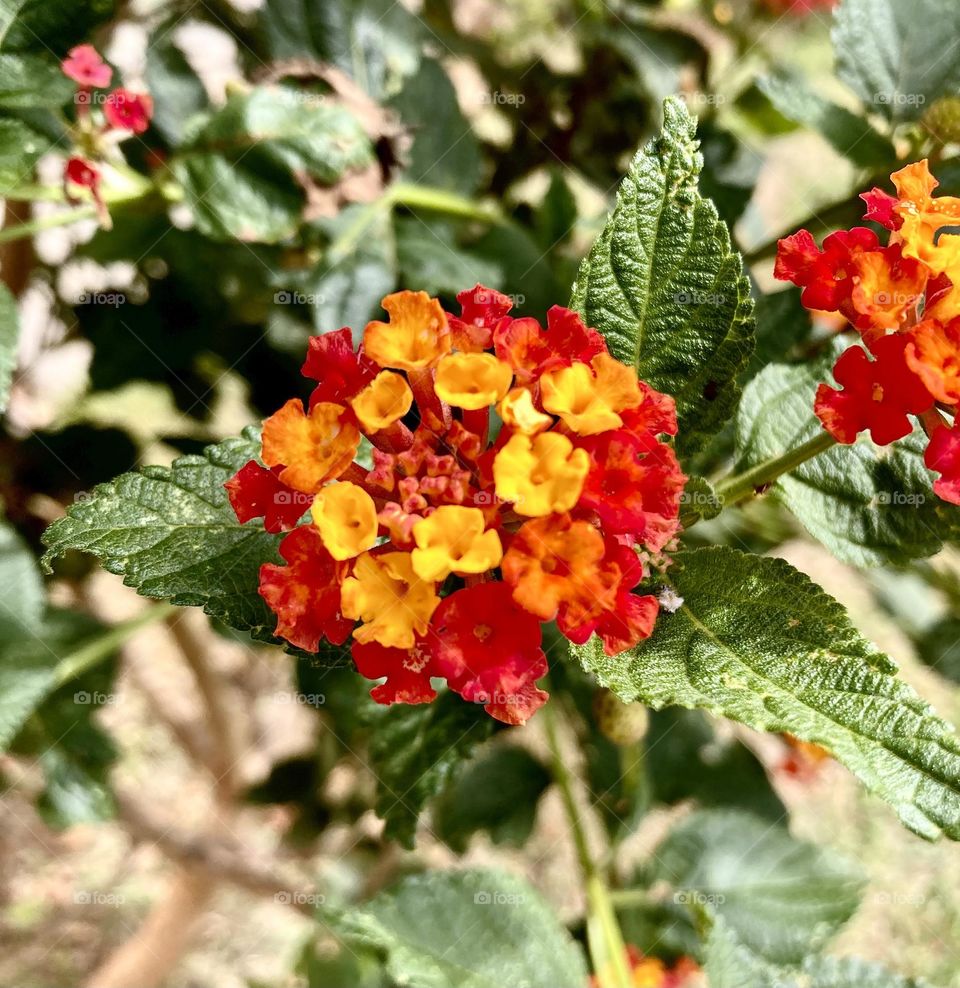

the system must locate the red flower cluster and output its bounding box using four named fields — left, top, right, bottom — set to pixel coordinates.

left=776, top=161, right=960, bottom=505
left=60, top=45, right=153, bottom=228
left=226, top=287, right=686, bottom=724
